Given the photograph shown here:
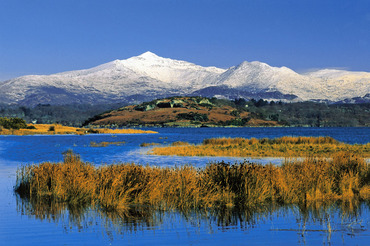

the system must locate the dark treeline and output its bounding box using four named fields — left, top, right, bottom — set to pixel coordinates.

left=230, top=98, right=370, bottom=127
left=0, top=103, right=126, bottom=126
